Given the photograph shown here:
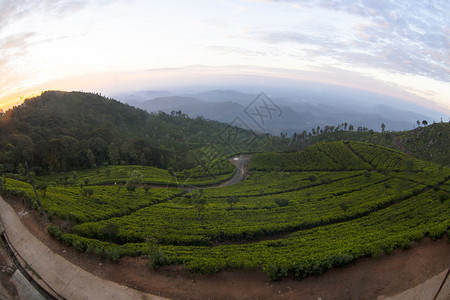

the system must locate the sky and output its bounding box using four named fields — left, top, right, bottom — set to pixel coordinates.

left=0, top=0, right=449, bottom=113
